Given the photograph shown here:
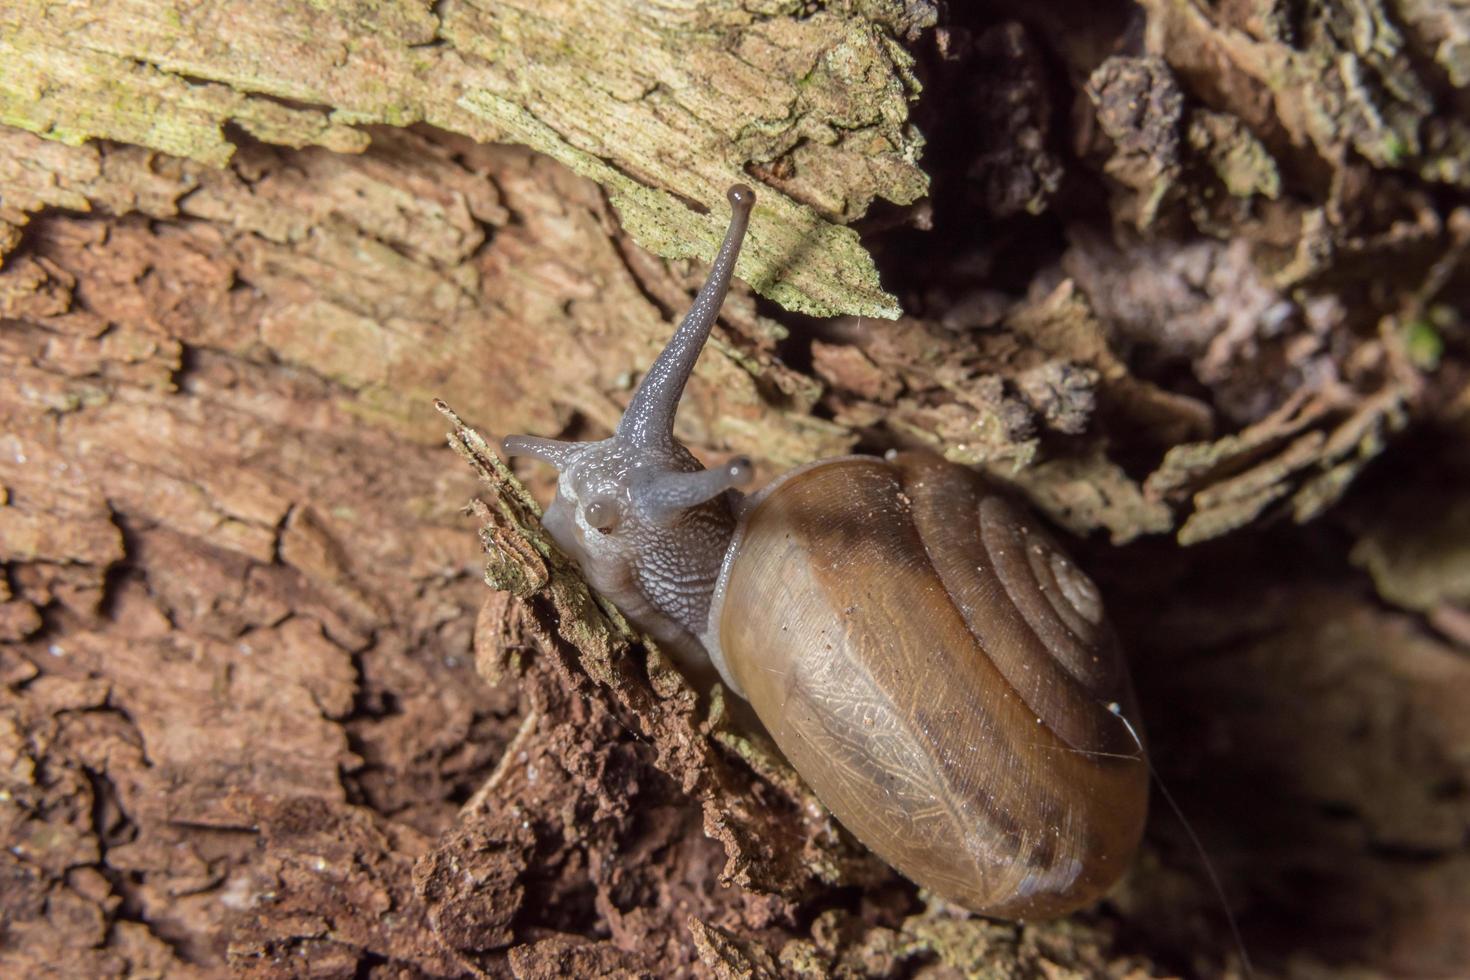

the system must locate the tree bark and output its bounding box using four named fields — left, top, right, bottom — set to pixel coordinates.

left=2, top=1, right=1469, bottom=977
